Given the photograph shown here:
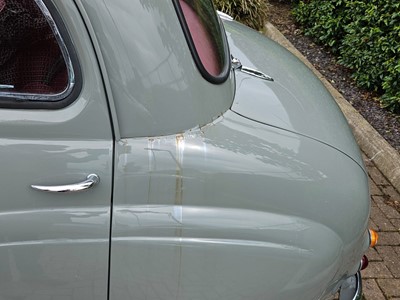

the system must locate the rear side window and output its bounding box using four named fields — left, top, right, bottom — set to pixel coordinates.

left=0, top=0, right=75, bottom=104
left=173, top=0, right=230, bottom=84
